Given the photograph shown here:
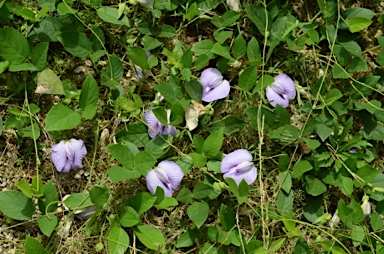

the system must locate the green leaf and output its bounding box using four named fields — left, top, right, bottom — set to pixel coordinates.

left=19, top=123, right=41, bottom=141
left=317, top=0, right=337, bottom=18
left=278, top=171, right=292, bottom=193
left=305, top=175, right=327, bottom=196
left=36, top=68, right=64, bottom=94
left=107, top=166, right=141, bottom=183
left=270, top=238, right=286, bottom=252
left=133, top=224, right=165, bottom=250
left=302, top=196, right=324, bottom=223
left=337, top=199, right=365, bottom=229
left=90, top=186, right=109, bottom=209
left=245, top=5, right=269, bottom=36
left=31, top=42, right=49, bottom=70
left=176, top=229, right=201, bottom=248
left=238, top=65, right=258, bottom=91
left=127, top=46, right=149, bottom=70
left=348, top=16, right=372, bottom=33
left=351, top=226, right=365, bottom=247
left=107, top=144, right=134, bottom=169
left=232, top=34, right=246, bottom=59
left=184, top=2, right=197, bottom=22
left=159, top=25, right=177, bottom=38
left=80, top=75, right=99, bottom=110
left=37, top=215, right=58, bottom=237
left=0, top=191, right=34, bottom=220
left=32, top=176, right=45, bottom=198
left=107, top=227, right=129, bottom=254
left=152, top=107, right=168, bottom=127
left=189, top=153, right=207, bottom=168
left=45, top=104, right=81, bottom=131
left=247, top=37, right=261, bottom=64
left=134, top=150, right=157, bottom=175
left=276, top=190, right=294, bottom=216
left=177, top=188, right=193, bottom=203
left=120, top=206, right=140, bottom=227
left=145, top=135, right=173, bottom=159
left=116, top=123, right=150, bottom=147
left=141, top=35, right=163, bottom=51
left=220, top=204, right=235, bottom=230
left=291, top=160, right=313, bottom=178
left=59, top=31, right=91, bottom=58
left=332, top=64, right=349, bottom=79
left=339, top=41, right=361, bottom=57
left=127, top=192, right=156, bottom=215
left=212, top=42, right=232, bottom=60
left=185, top=80, right=203, bottom=103
left=203, top=128, right=224, bottom=159
left=63, top=193, right=92, bottom=210
left=325, top=88, right=343, bottom=106
left=187, top=201, right=209, bottom=228
left=191, top=39, right=214, bottom=57
left=40, top=180, right=58, bottom=213
left=294, top=236, right=311, bottom=254
left=90, top=25, right=105, bottom=51
left=213, top=30, right=233, bottom=44
left=363, top=120, right=384, bottom=140
left=371, top=212, right=383, bottom=231
left=0, top=27, right=30, bottom=64
left=16, top=180, right=32, bottom=198
left=97, top=6, right=130, bottom=26
left=25, top=236, right=45, bottom=254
